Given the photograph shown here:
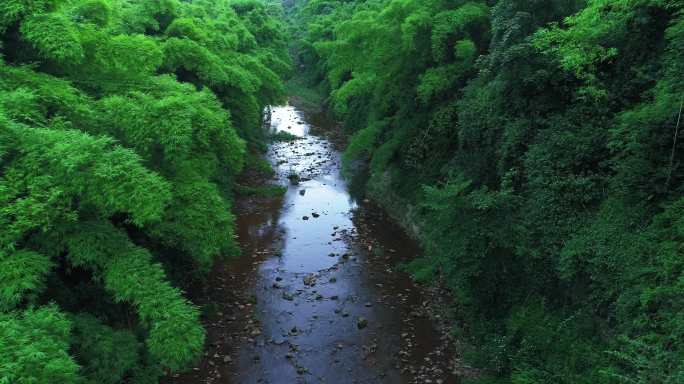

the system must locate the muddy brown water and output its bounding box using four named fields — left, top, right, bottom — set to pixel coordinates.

left=163, top=104, right=457, bottom=384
